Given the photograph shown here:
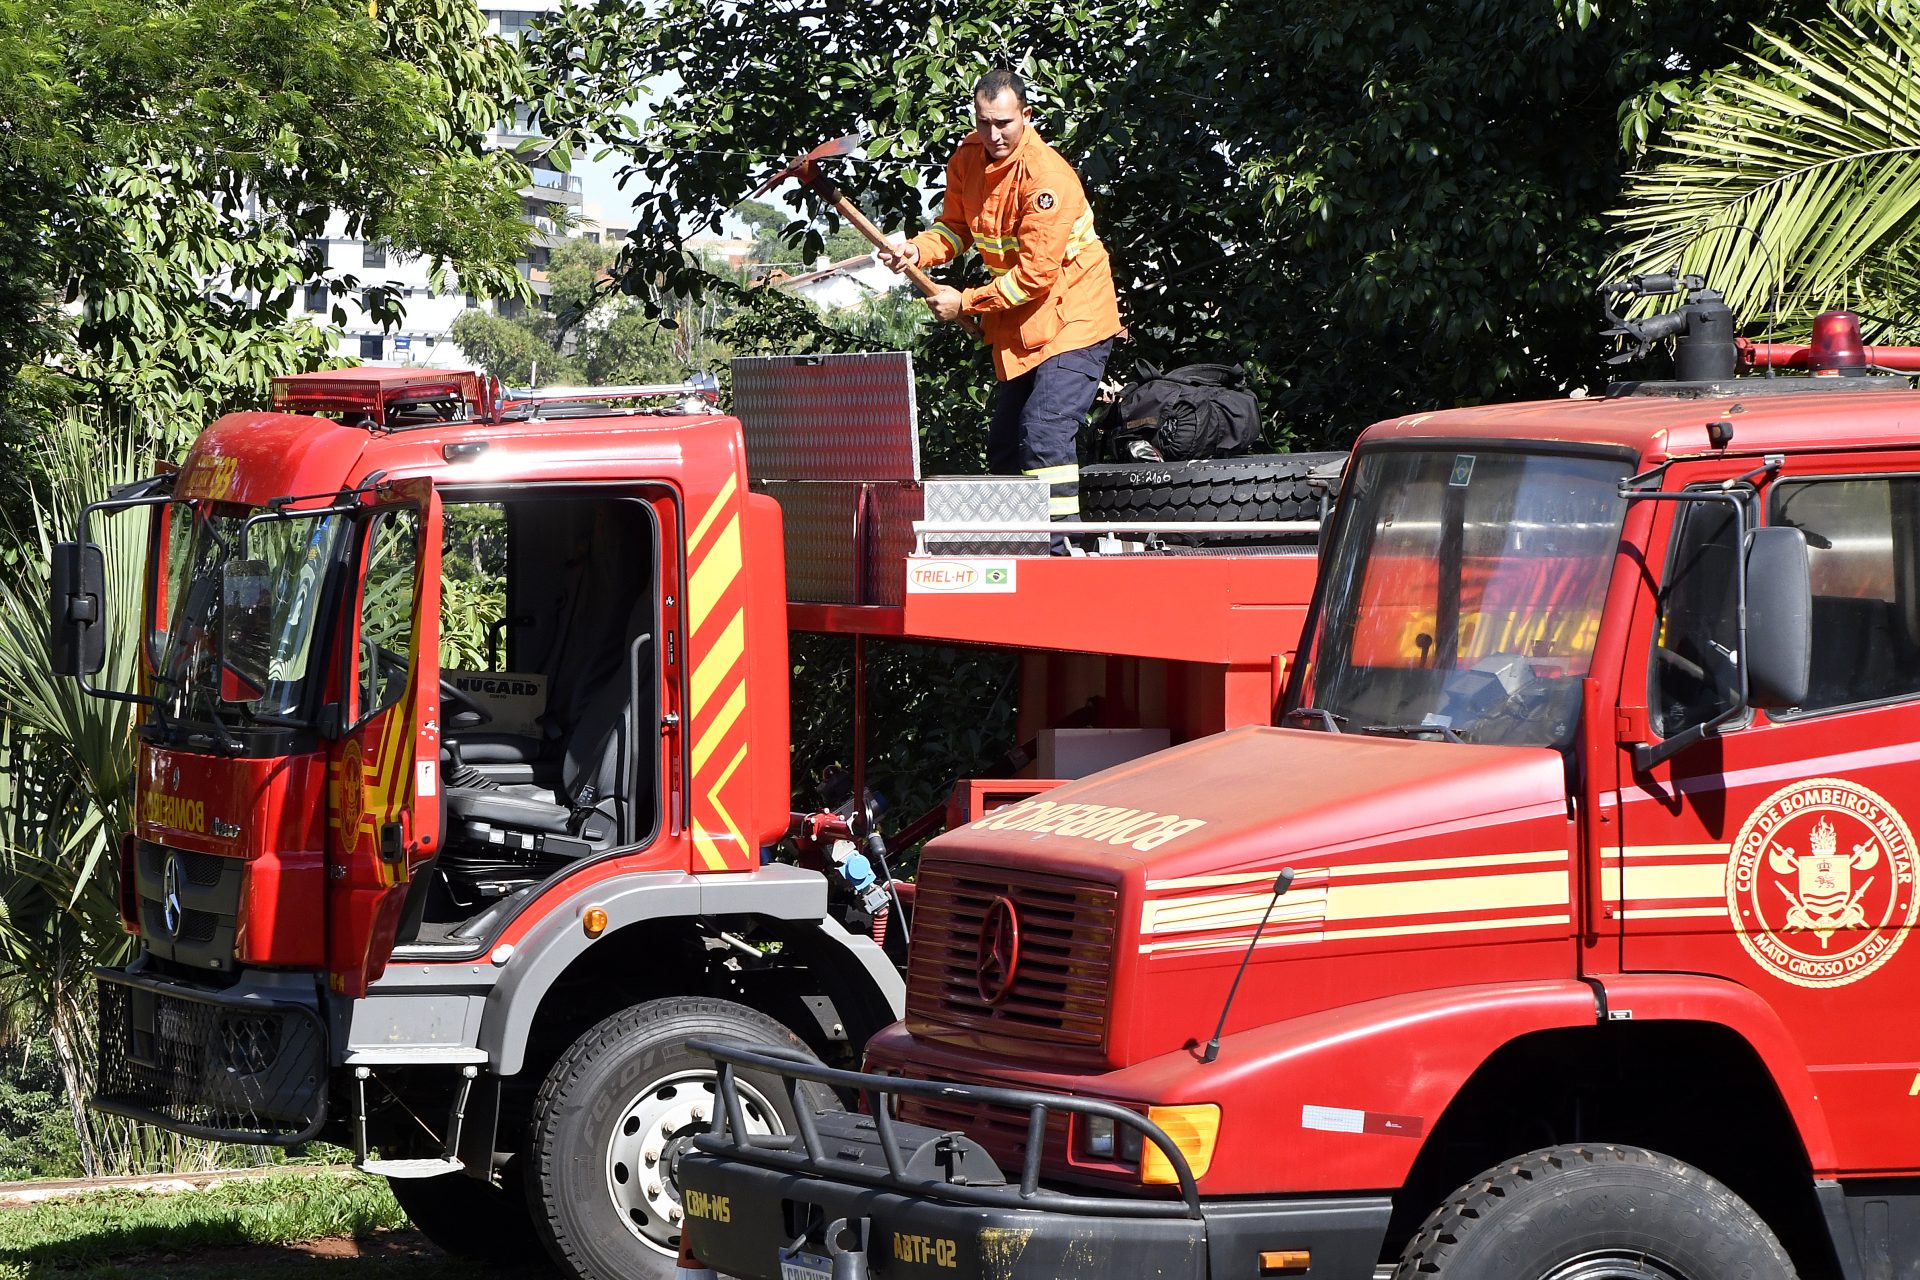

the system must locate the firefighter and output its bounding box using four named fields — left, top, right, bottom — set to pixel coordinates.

left=881, top=68, right=1122, bottom=547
